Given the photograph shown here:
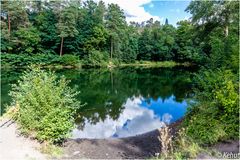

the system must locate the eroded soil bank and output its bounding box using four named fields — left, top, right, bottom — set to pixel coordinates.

left=63, top=129, right=162, bottom=159
left=62, top=119, right=239, bottom=159
left=62, top=120, right=182, bottom=159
